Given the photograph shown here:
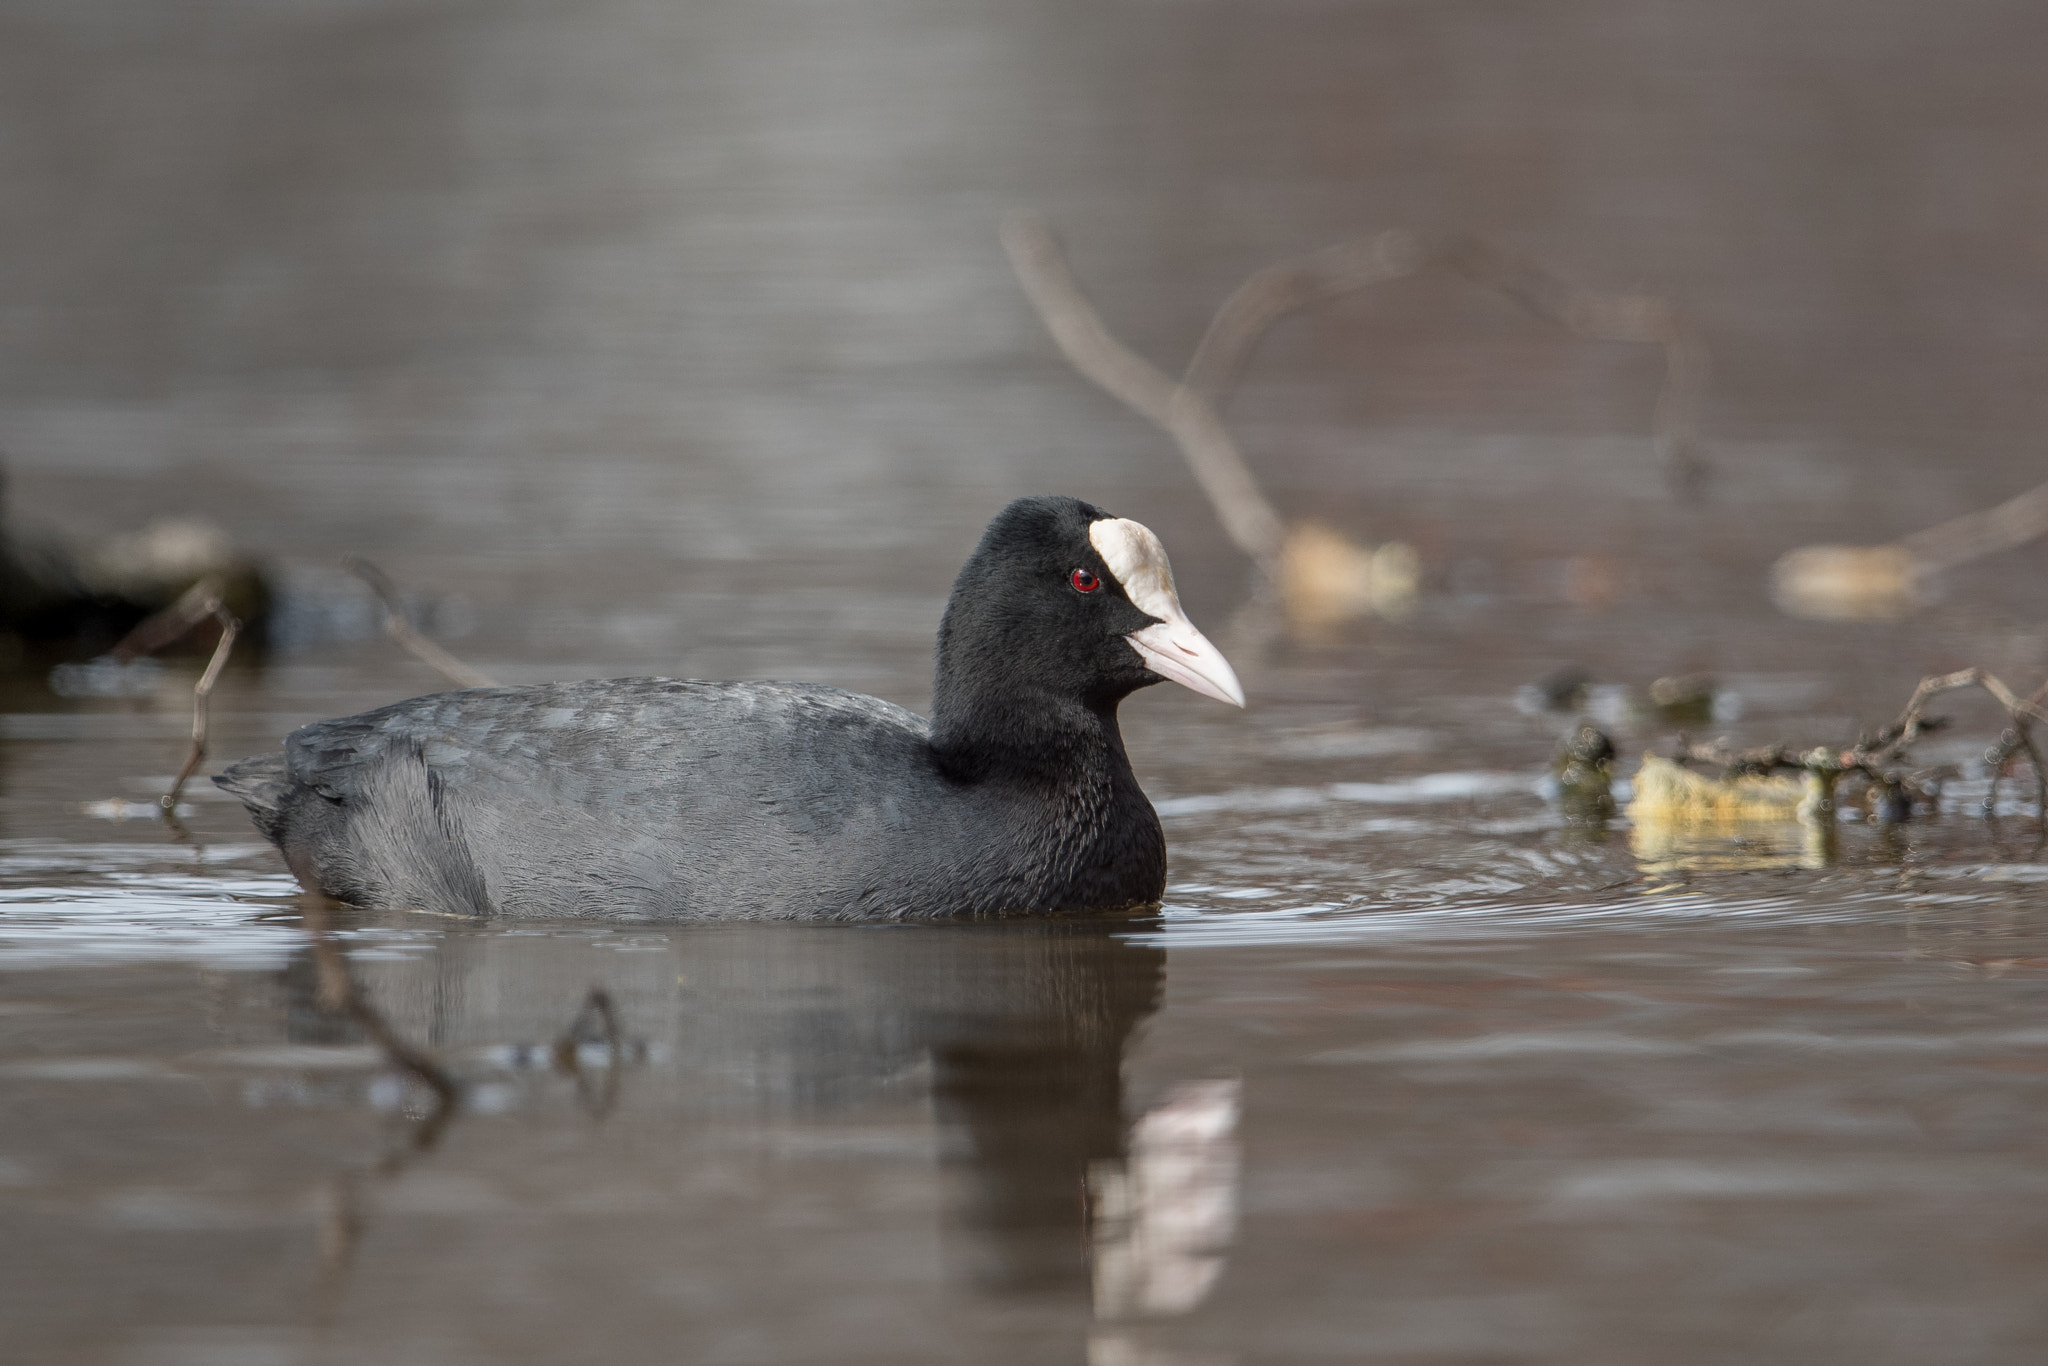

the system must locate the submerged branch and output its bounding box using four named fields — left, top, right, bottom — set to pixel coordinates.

left=1670, top=666, right=2048, bottom=821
